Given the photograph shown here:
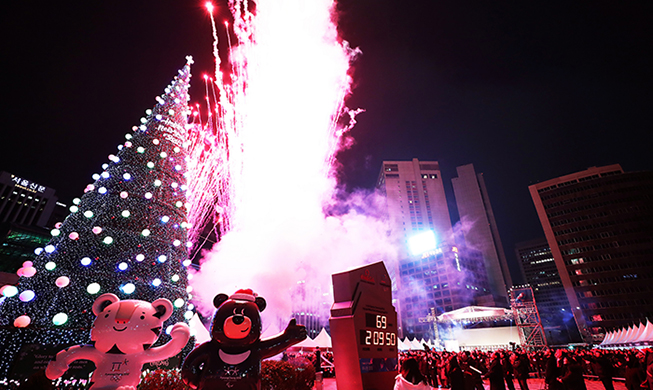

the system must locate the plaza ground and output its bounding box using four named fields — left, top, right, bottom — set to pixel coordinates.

left=317, top=377, right=628, bottom=389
